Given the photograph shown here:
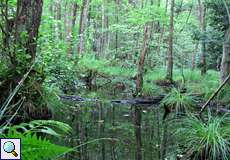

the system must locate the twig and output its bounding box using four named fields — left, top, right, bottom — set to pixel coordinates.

left=54, top=138, right=118, bottom=159
left=0, top=63, right=34, bottom=118
left=1, top=97, right=25, bottom=130
left=199, top=74, right=230, bottom=114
